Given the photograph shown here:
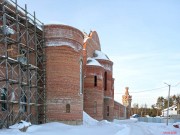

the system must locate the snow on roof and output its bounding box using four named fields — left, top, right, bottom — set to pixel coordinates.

left=162, top=105, right=177, bottom=111
left=86, top=57, right=102, bottom=67
left=93, top=50, right=109, bottom=60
